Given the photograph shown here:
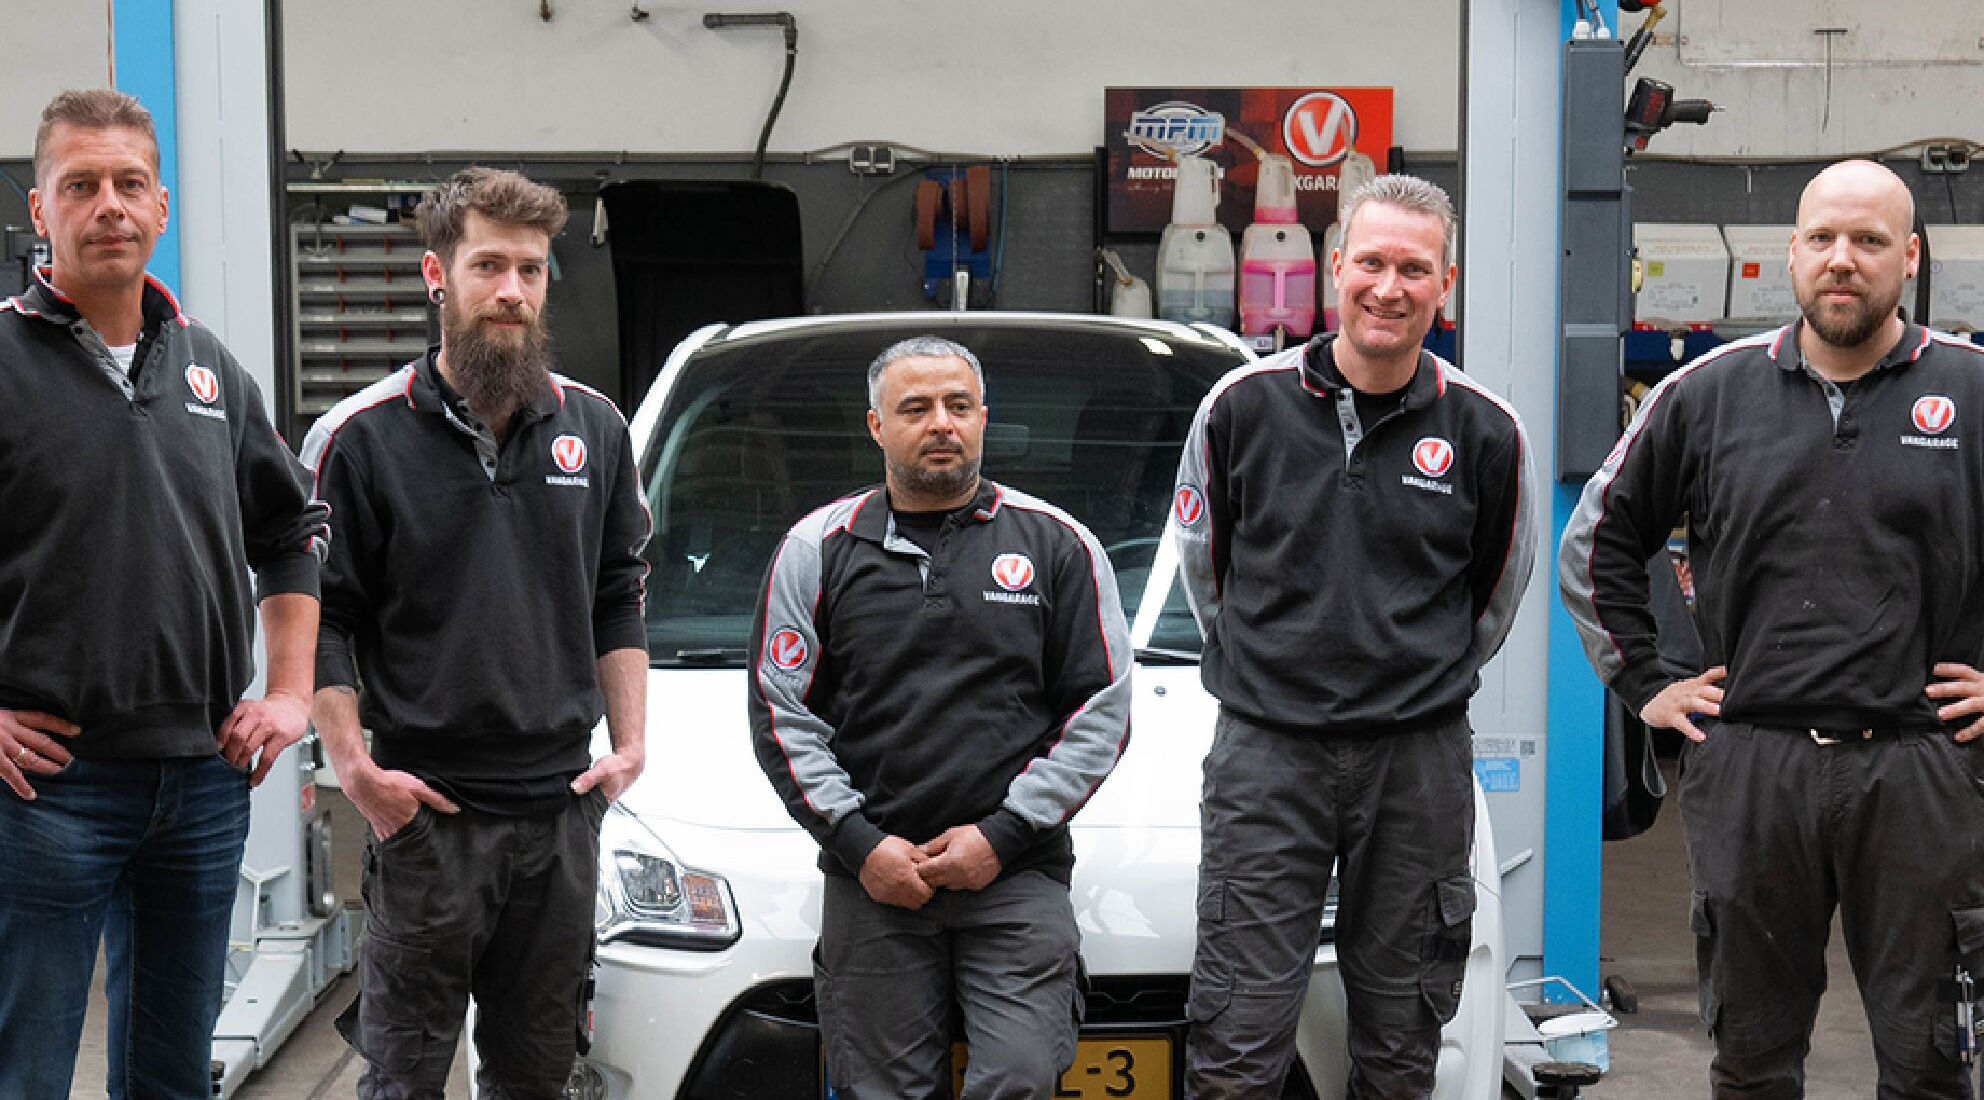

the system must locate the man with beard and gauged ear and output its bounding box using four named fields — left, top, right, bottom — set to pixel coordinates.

left=299, top=167, right=652, bottom=1100
left=1562, top=159, right=1984, bottom=1098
